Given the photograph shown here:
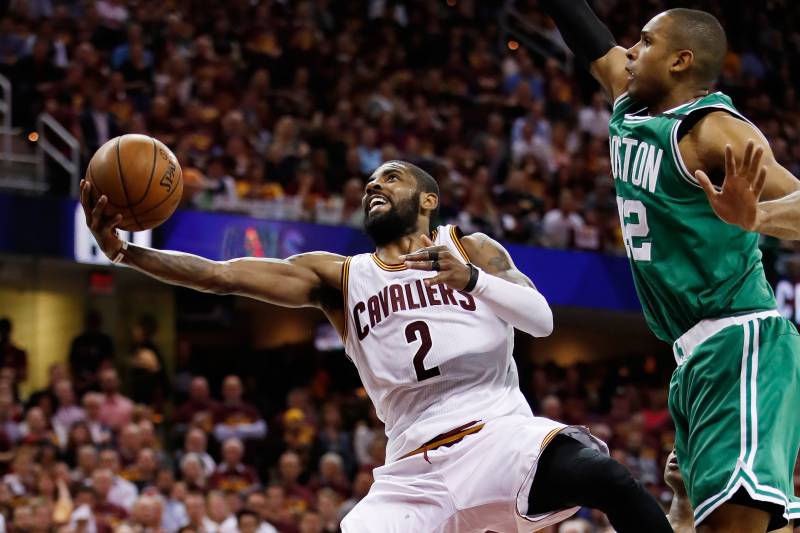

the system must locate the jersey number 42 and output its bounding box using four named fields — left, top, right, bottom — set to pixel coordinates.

left=616, top=196, right=652, bottom=262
